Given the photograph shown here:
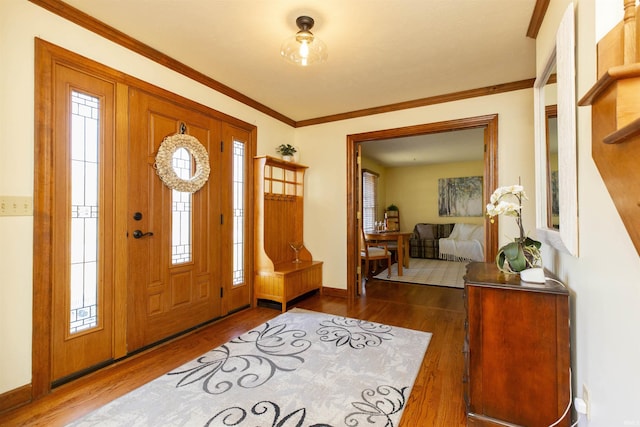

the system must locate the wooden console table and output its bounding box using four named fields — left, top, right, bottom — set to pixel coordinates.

left=464, top=262, right=571, bottom=426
